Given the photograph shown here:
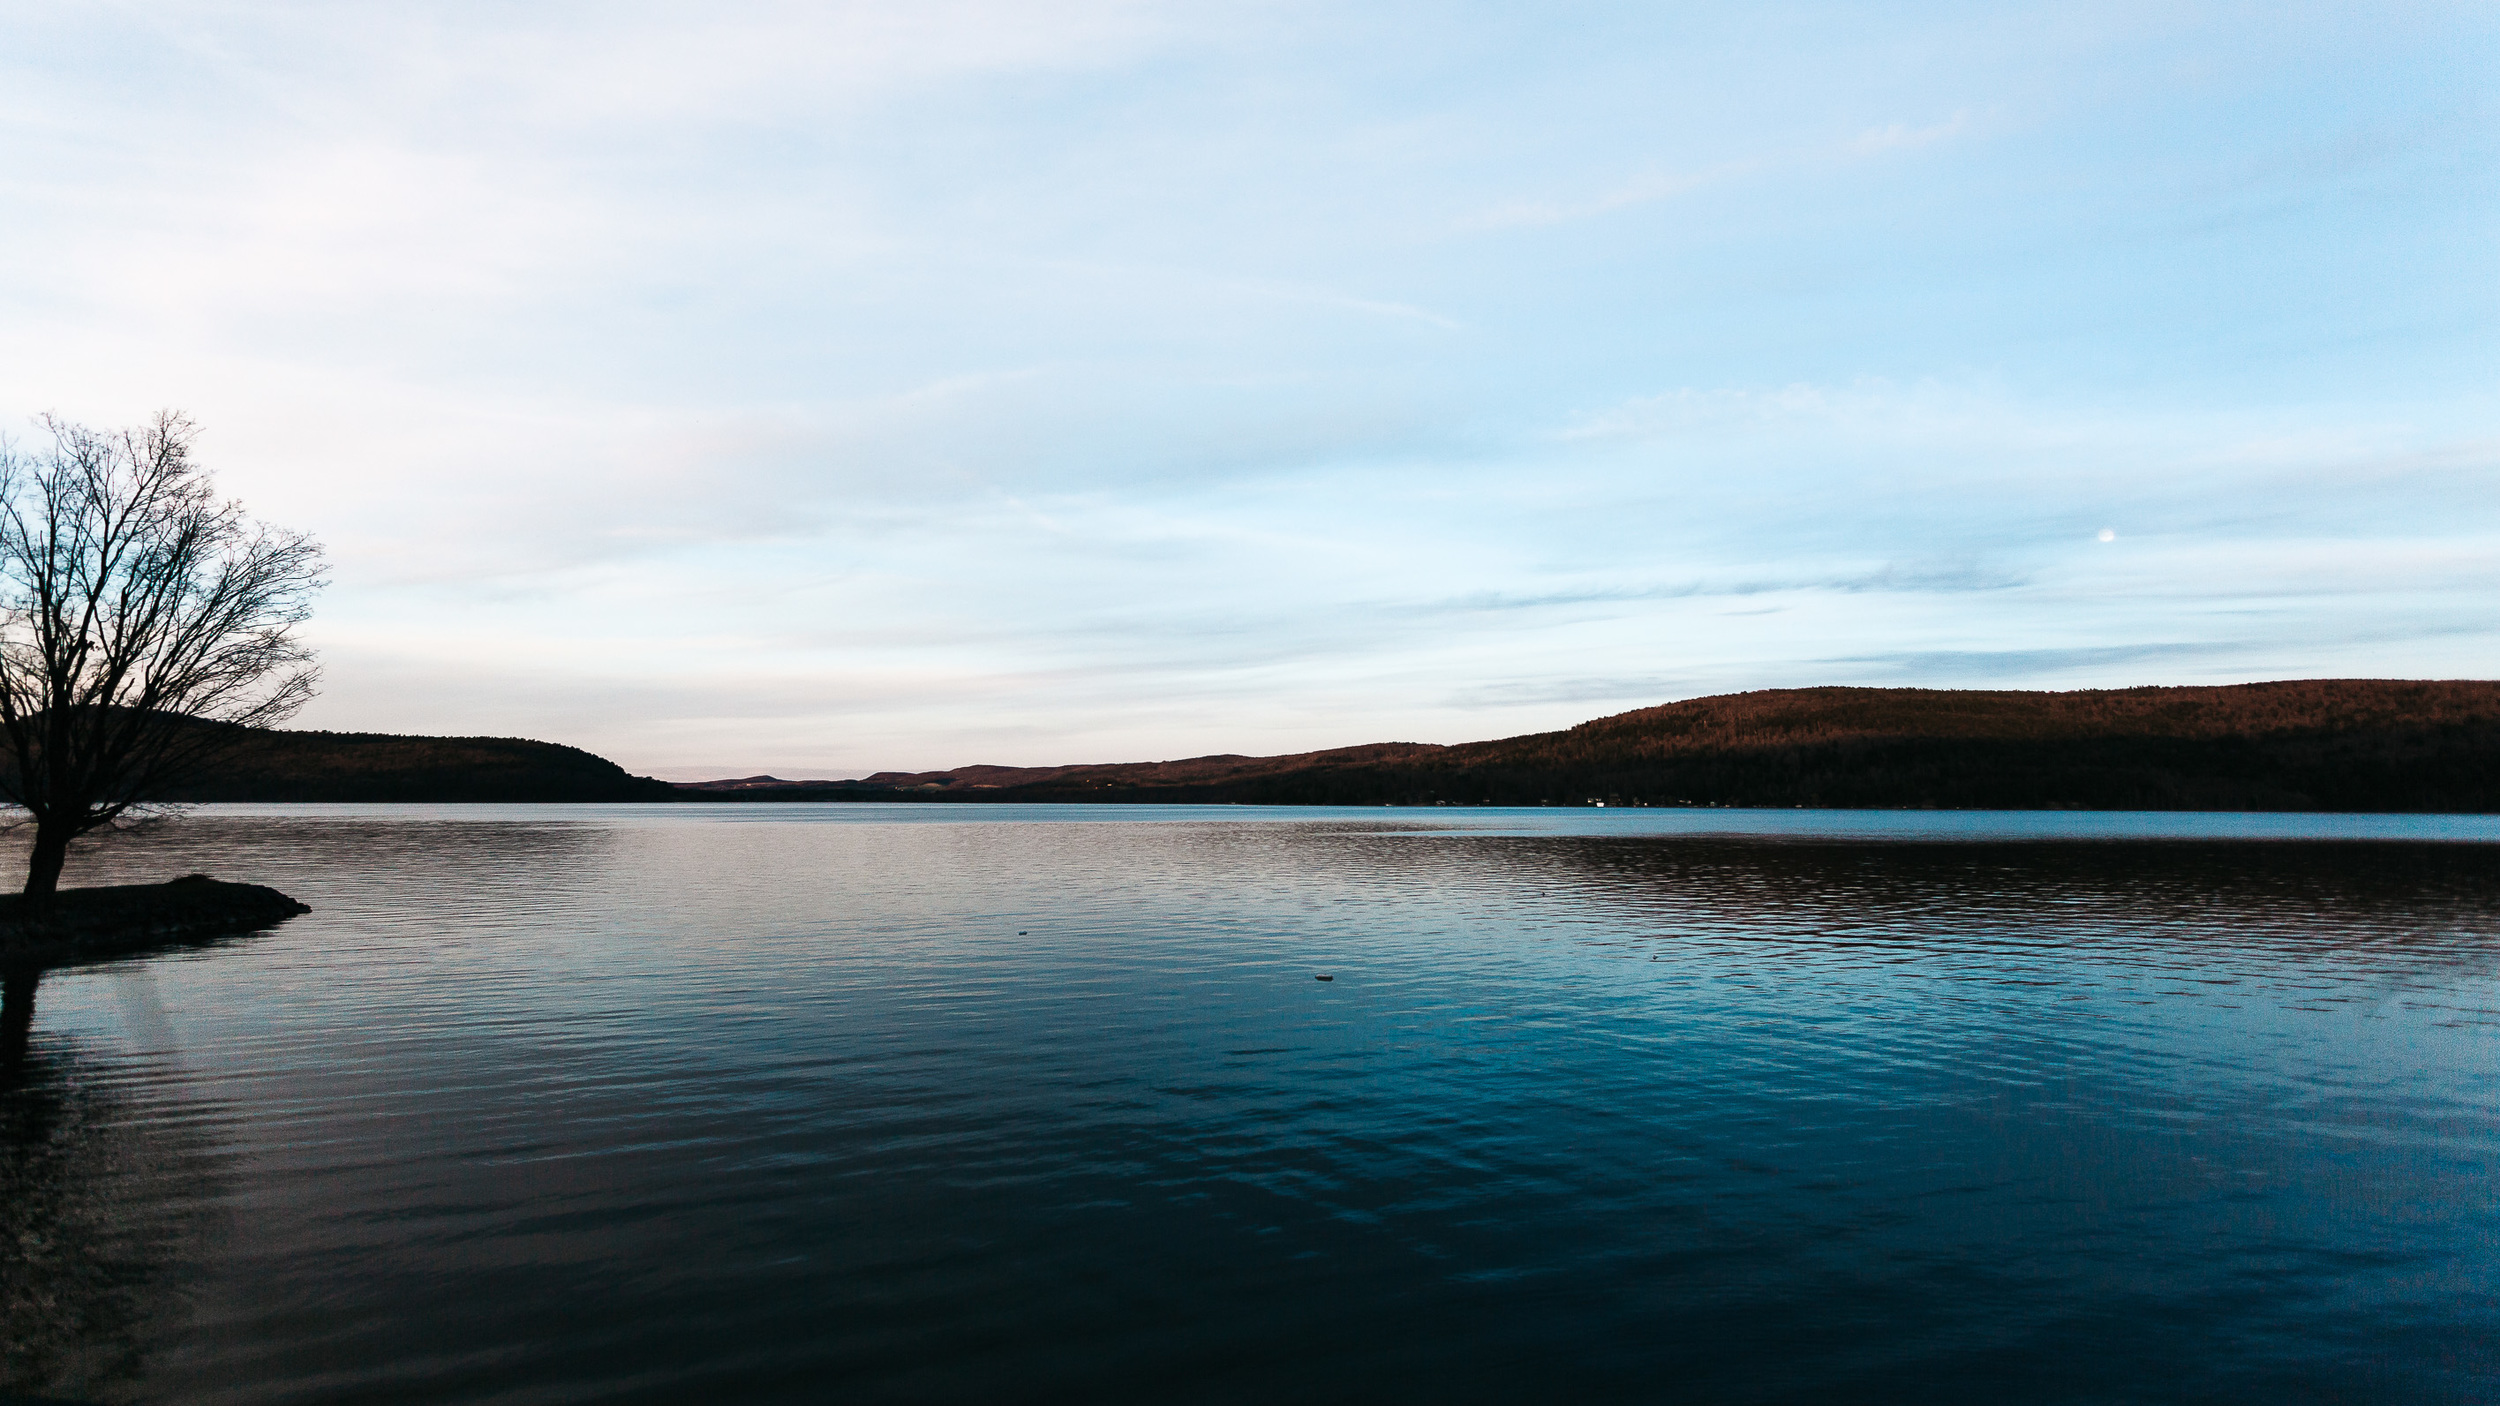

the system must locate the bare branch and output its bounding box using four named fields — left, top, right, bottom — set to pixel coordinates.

left=0, top=412, right=327, bottom=893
